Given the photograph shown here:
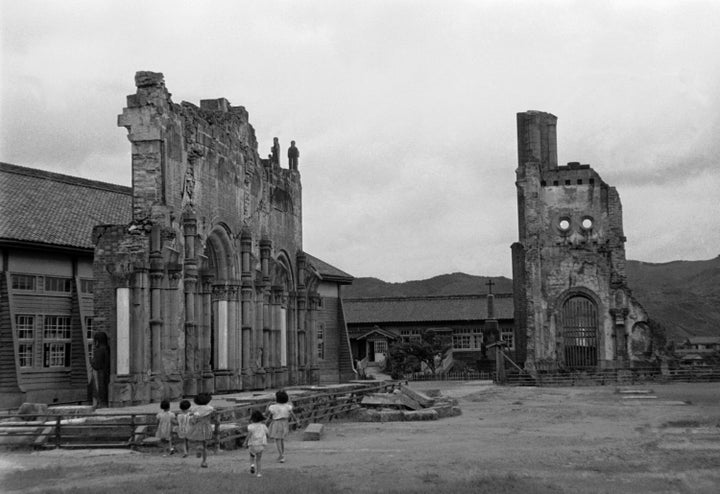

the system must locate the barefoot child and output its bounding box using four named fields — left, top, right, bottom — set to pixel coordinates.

left=243, top=410, right=269, bottom=477
left=155, top=400, right=176, bottom=455
left=265, top=390, right=297, bottom=463
left=187, top=392, right=214, bottom=468
left=176, top=399, right=192, bottom=457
